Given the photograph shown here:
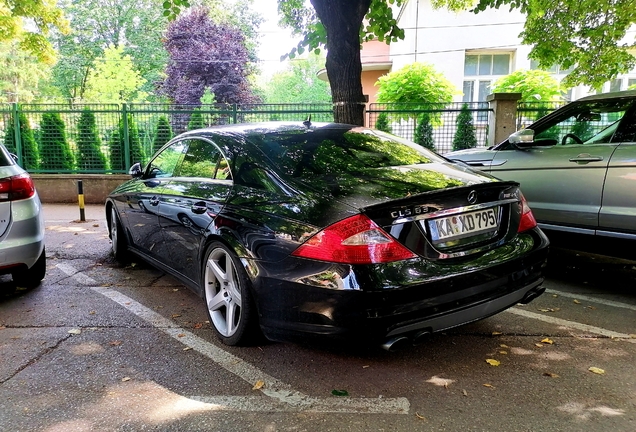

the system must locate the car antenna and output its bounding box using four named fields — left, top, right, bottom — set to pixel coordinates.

left=303, top=115, right=312, bottom=128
